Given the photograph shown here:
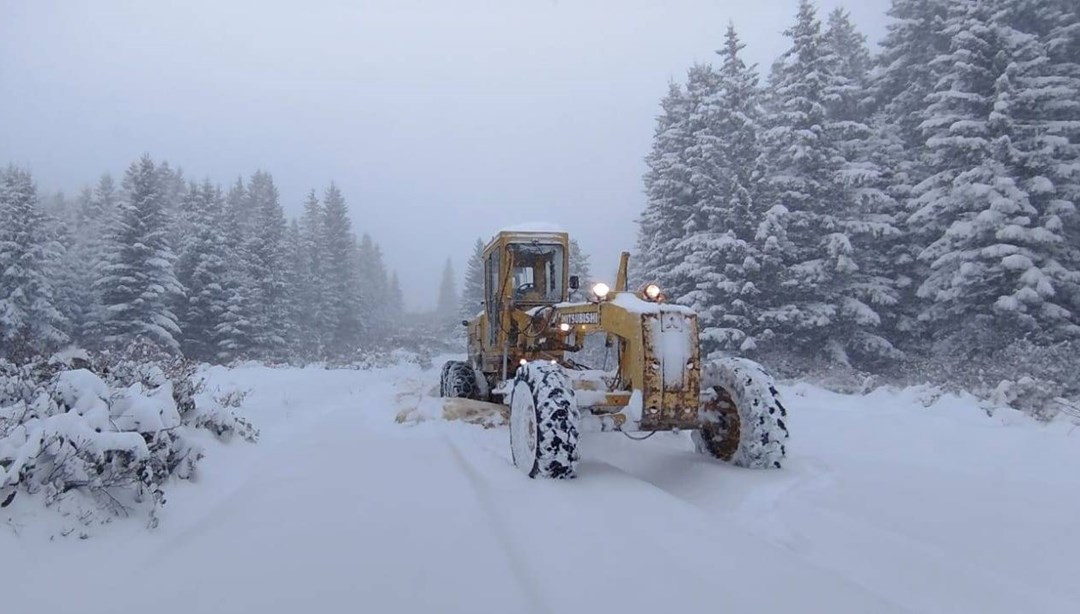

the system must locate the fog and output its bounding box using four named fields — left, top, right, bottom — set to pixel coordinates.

left=0, top=0, right=889, bottom=311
